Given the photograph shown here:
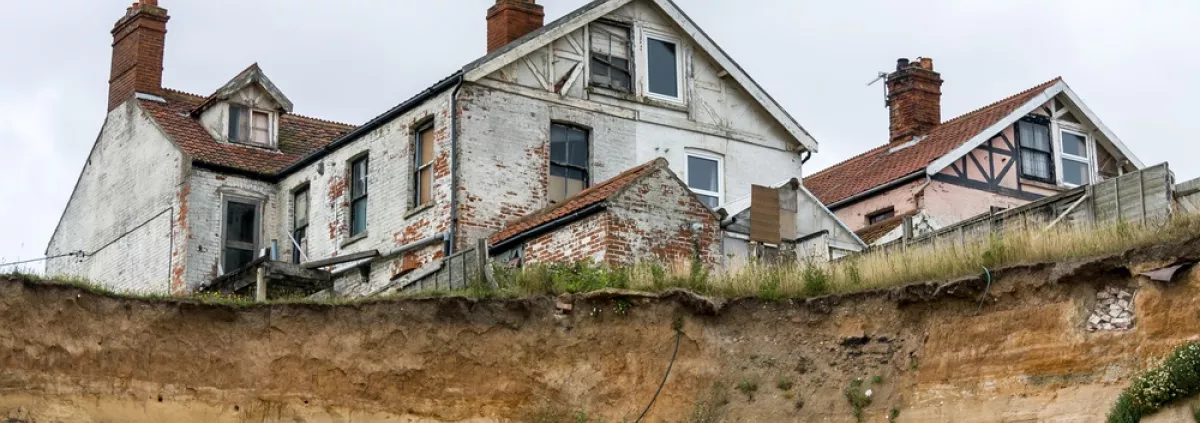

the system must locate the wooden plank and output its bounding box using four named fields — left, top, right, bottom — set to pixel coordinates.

left=749, top=185, right=781, bottom=245
left=266, top=262, right=332, bottom=281
left=302, top=250, right=379, bottom=269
